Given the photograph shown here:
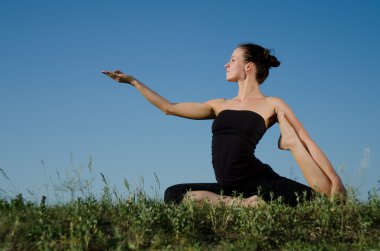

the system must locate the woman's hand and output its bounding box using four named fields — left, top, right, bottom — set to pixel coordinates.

left=102, top=70, right=137, bottom=86
left=331, top=180, right=347, bottom=197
